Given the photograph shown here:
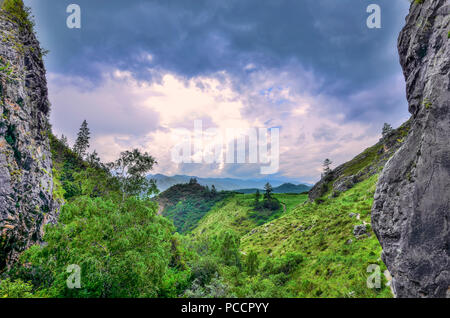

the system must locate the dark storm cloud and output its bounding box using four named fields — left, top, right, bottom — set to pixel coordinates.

left=26, top=0, right=410, bottom=91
